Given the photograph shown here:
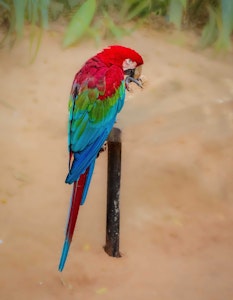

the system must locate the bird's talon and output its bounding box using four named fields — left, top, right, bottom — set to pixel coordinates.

left=97, top=141, right=107, bottom=157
